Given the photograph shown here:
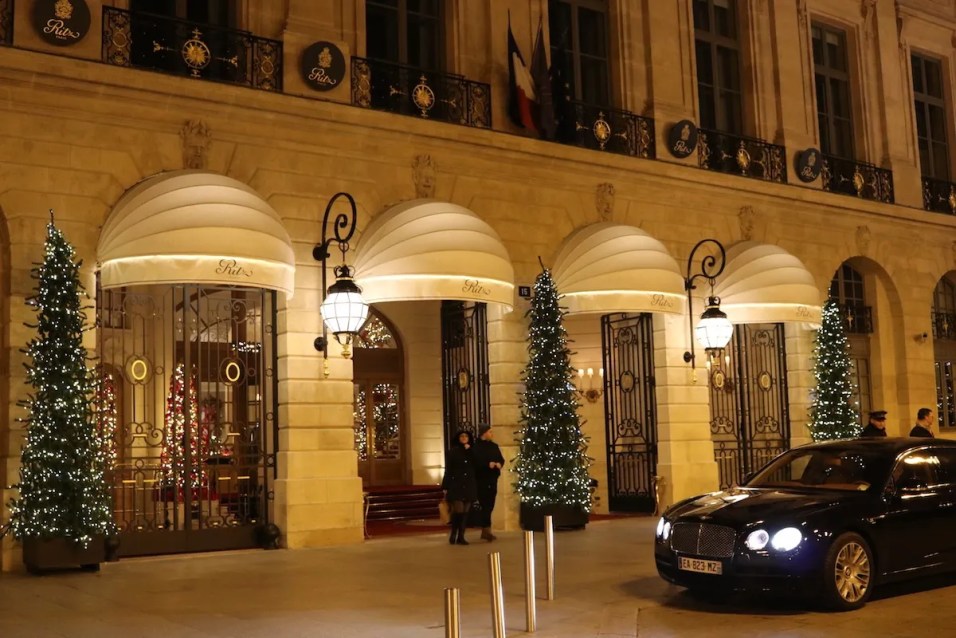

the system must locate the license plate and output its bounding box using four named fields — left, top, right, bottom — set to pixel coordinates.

left=678, top=557, right=723, bottom=575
